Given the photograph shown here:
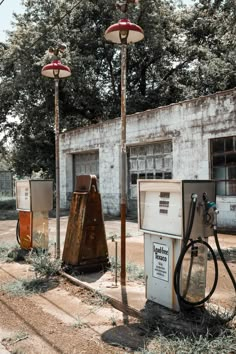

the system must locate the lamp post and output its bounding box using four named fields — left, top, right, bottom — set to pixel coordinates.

left=105, top=18, right=144, bottom=285
left=41, top=58, right=71, bottom=259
